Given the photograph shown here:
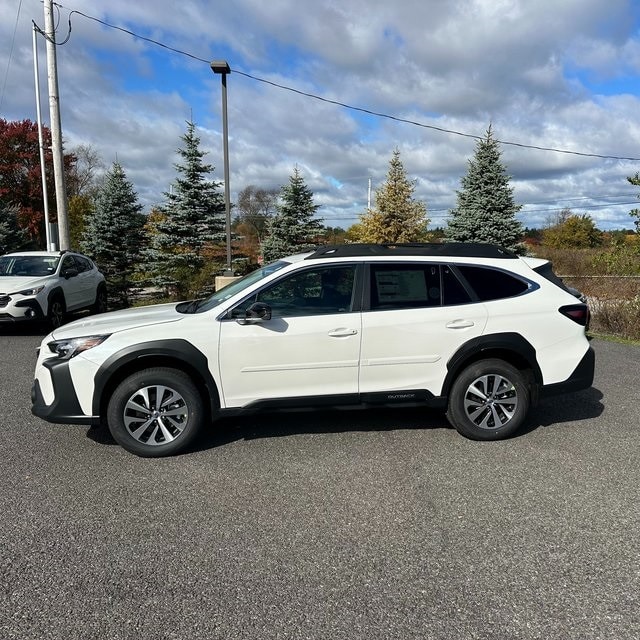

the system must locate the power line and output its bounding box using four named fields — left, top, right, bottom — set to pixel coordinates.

left=61, top=7, right=640, bottom=163
left=233, top=70, right=640, bottom=162
left=64, top=9, right=210, bottom=62
left=425, top=199, right=639, bottom=214
left=320, top=200, right=639, bottom=222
